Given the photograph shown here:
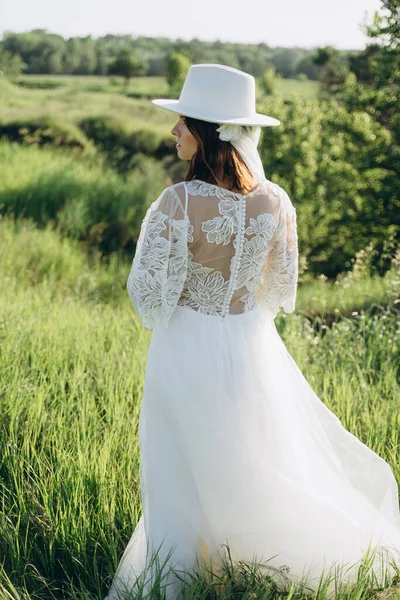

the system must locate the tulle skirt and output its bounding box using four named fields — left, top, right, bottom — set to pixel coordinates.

left=106, top=304, right=400, bottom=599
